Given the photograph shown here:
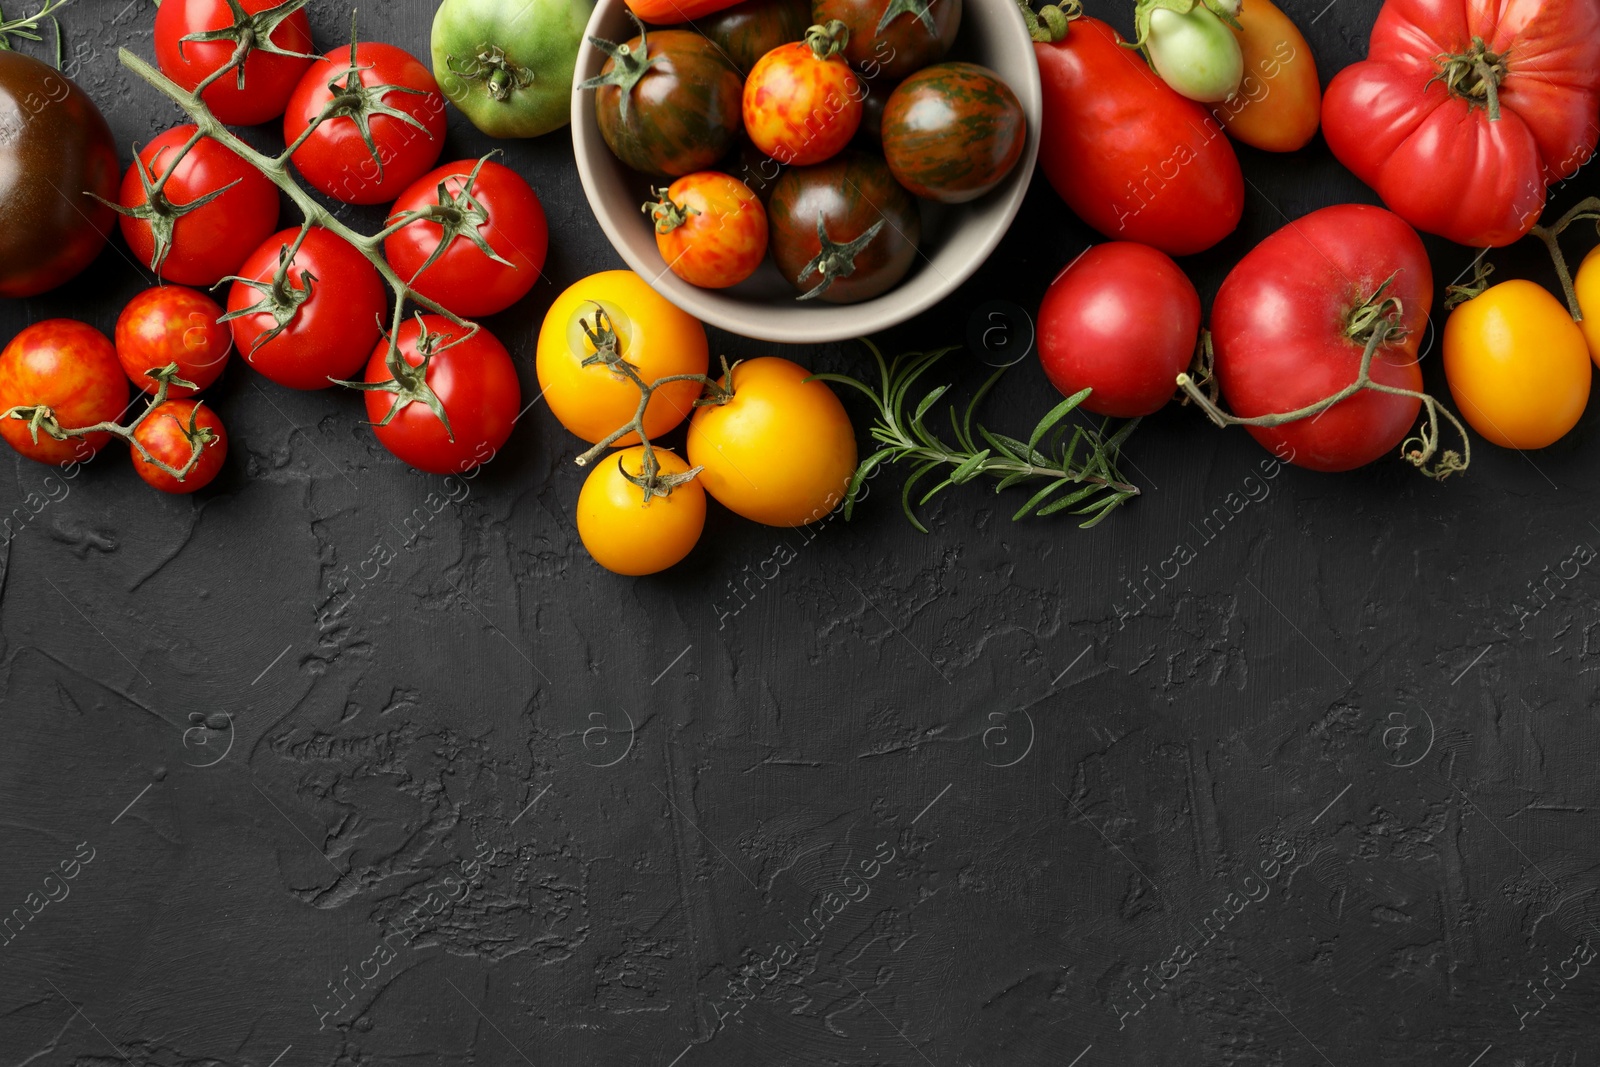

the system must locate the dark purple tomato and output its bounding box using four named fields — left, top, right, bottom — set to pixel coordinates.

left=767, top=150, right=919, bottom=303
left=881, top=61, right=1025, bottom=203
left=580, top=20, right=743, bottom=178
left=0, top=52, right=118, bottom=298
left=724, top=139, right=784, bottom=203
left=811, top=0, right=959, bottom=83
left=854, top=80, right=893, bottom=147
left=696, top=0, right=811, bottom=74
